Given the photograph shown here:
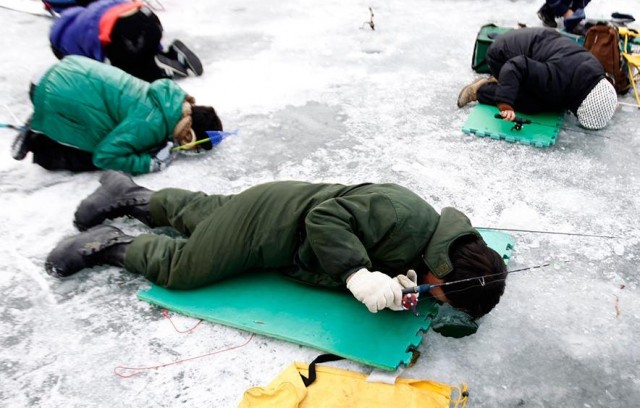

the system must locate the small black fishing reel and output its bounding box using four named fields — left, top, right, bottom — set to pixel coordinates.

left=494, top=113, right=531, bottom=131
